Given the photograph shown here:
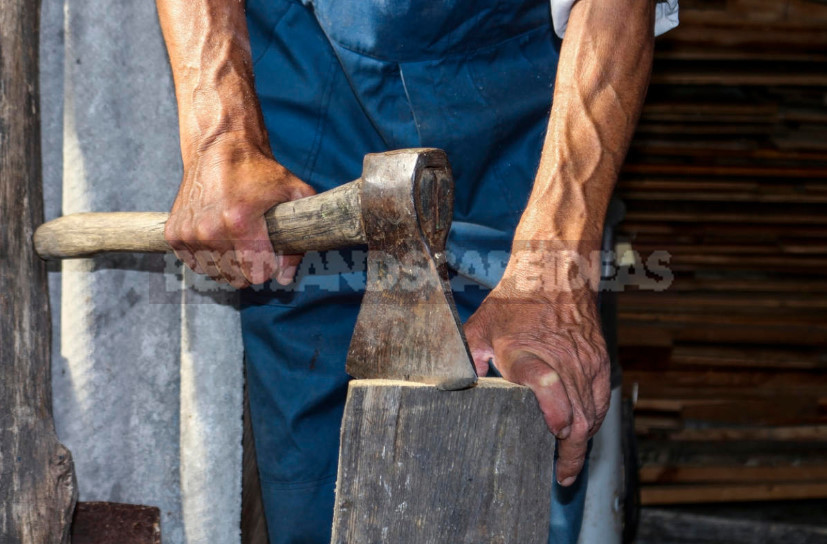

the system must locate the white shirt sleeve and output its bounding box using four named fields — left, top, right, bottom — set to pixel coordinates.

left=551, top=0, right=679, bottom=39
